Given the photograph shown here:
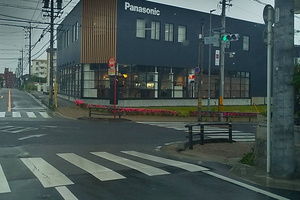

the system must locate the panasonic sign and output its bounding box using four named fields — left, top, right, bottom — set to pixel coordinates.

left=125, top=2, right=160, bottom=16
